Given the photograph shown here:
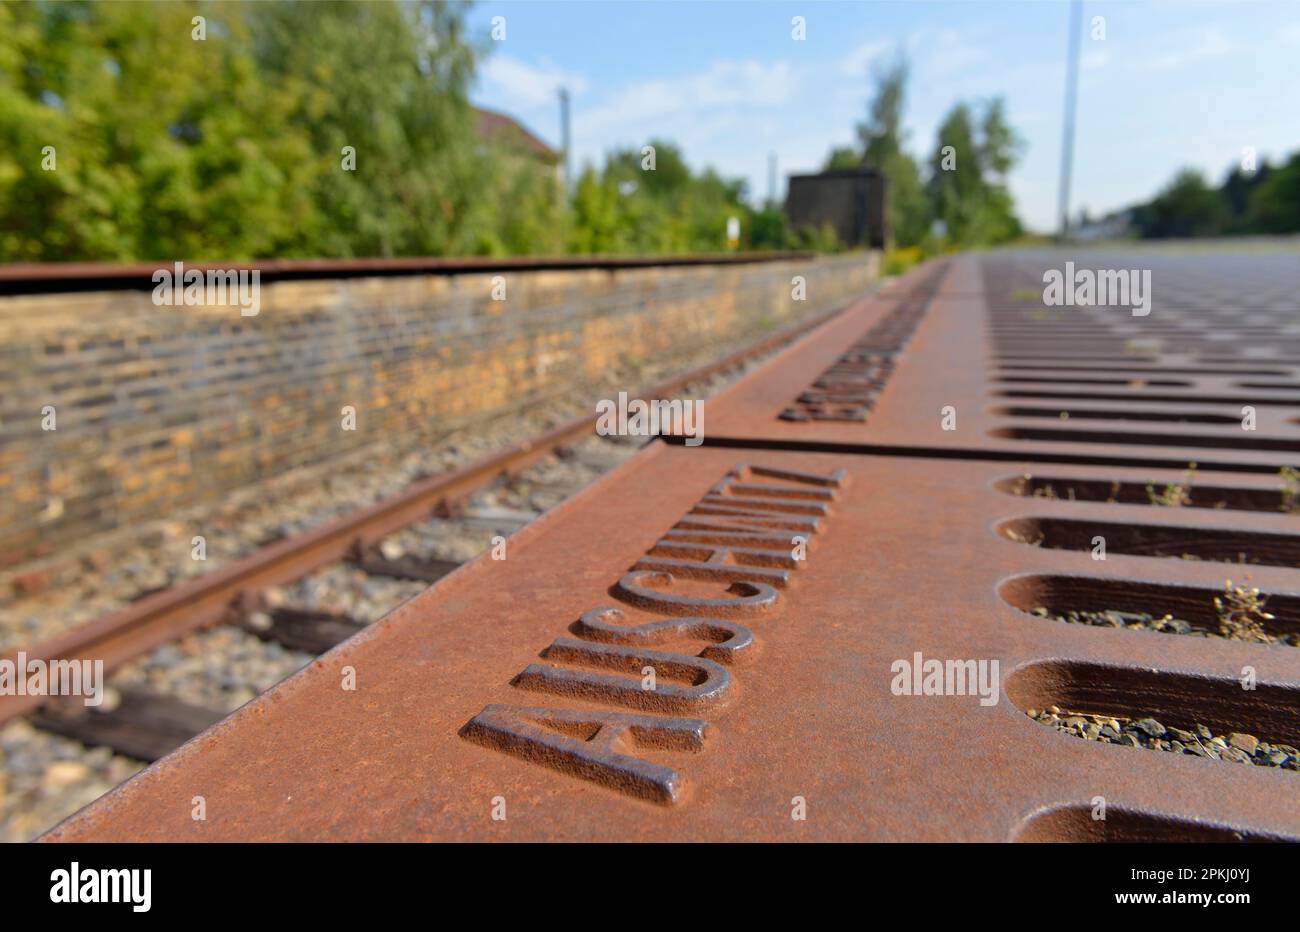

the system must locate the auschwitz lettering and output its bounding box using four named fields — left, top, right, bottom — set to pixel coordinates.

left=460, top=463, right=846, bottom=804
